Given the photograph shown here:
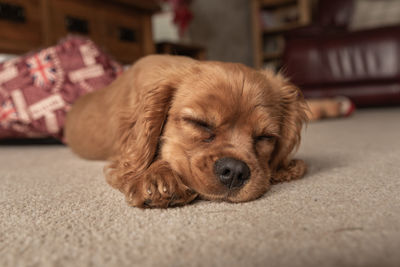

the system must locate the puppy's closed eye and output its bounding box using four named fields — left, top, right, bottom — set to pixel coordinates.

left=183, top=117, right=214, bottom=131
left=183, top=117, right=216, bottom=142
left=254, top=134, right=276, bottom=143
